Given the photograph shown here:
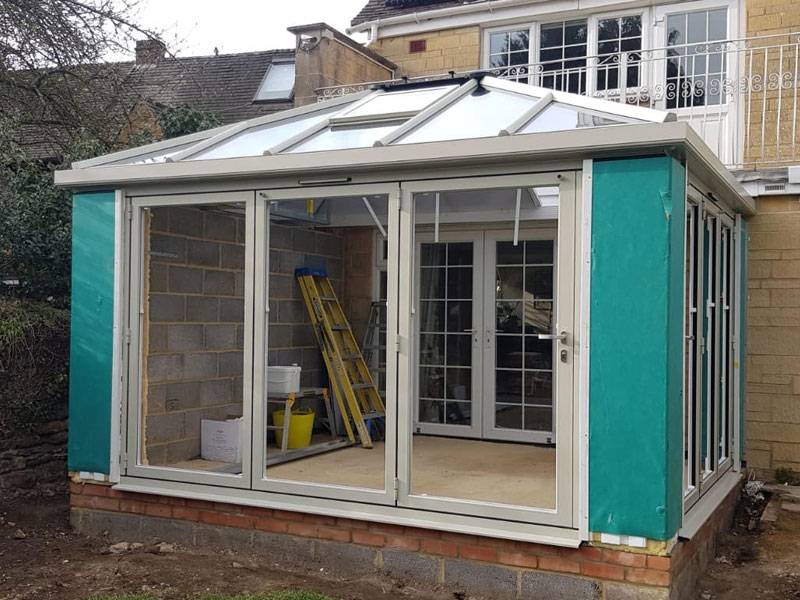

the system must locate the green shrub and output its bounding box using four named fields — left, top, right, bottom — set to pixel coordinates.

left=0, top=297, right=70, bottom=436
left=775, top=466, right=800, bottom=486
